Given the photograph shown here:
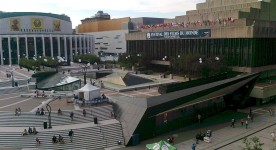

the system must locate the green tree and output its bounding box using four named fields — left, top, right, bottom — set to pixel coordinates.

left=73, top=54, right=100, bottom=64
left=241, top=137, right=264, bottom=150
